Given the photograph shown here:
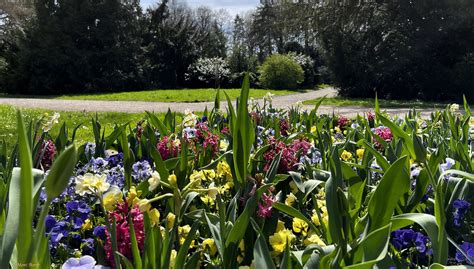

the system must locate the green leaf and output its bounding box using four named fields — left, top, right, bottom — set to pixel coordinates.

left=225, top=194, right=257, bottom=247
left=16, top=110, right=34, bottom=265
left=412, top=130, right=427, bottom=163
left=367, top=156, right=410, bottom=232
left=44, top=145, right=77, bottom=199
left=345, top=223, right=392, bottom=268
left=376, top=113, right=415, bottom=159
left=280, top=239, right=293, bottom=269
left=250, top=218, right=276, bottom=269
left=129, top=216, right=142, bottom=269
